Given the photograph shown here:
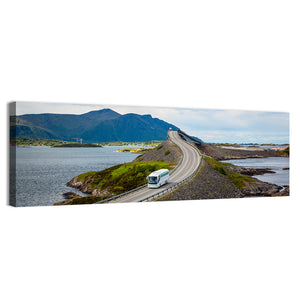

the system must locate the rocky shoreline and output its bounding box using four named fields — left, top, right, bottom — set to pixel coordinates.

left=66, top=175, right=112, bottom=197
left=196, top=143, right=288, bottom=161
left=160, top=159, right=286, bottom=202
left=54, top=140, right=289, bottom=205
